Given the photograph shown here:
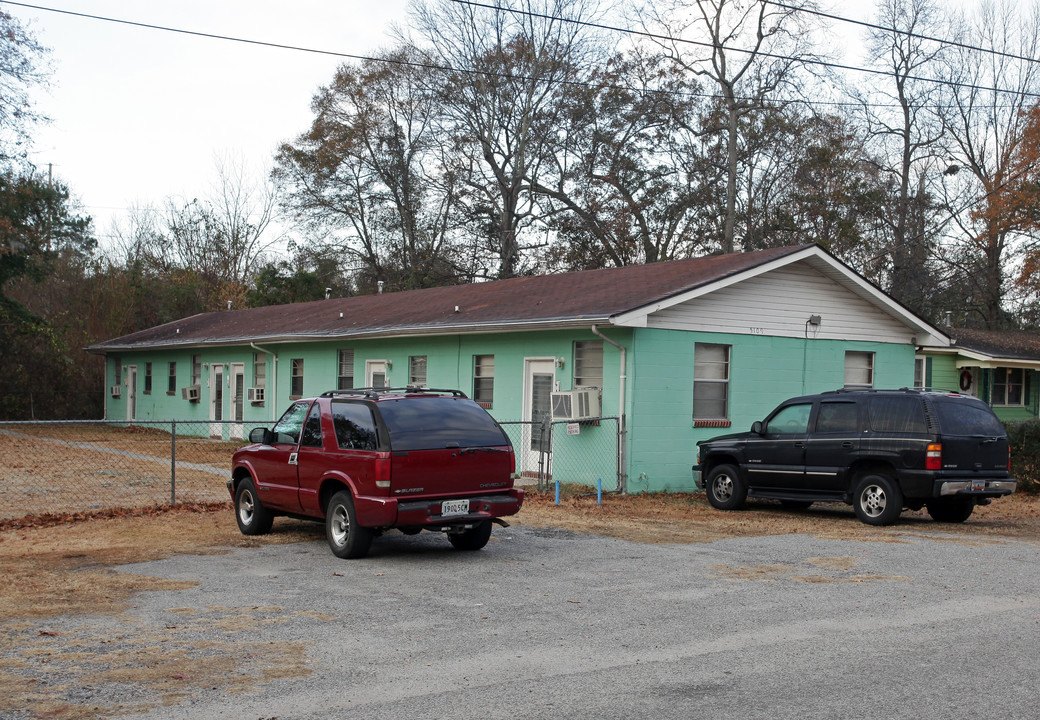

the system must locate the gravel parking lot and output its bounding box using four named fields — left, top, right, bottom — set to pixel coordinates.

left=16, top=522, right=1038, bottom=720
